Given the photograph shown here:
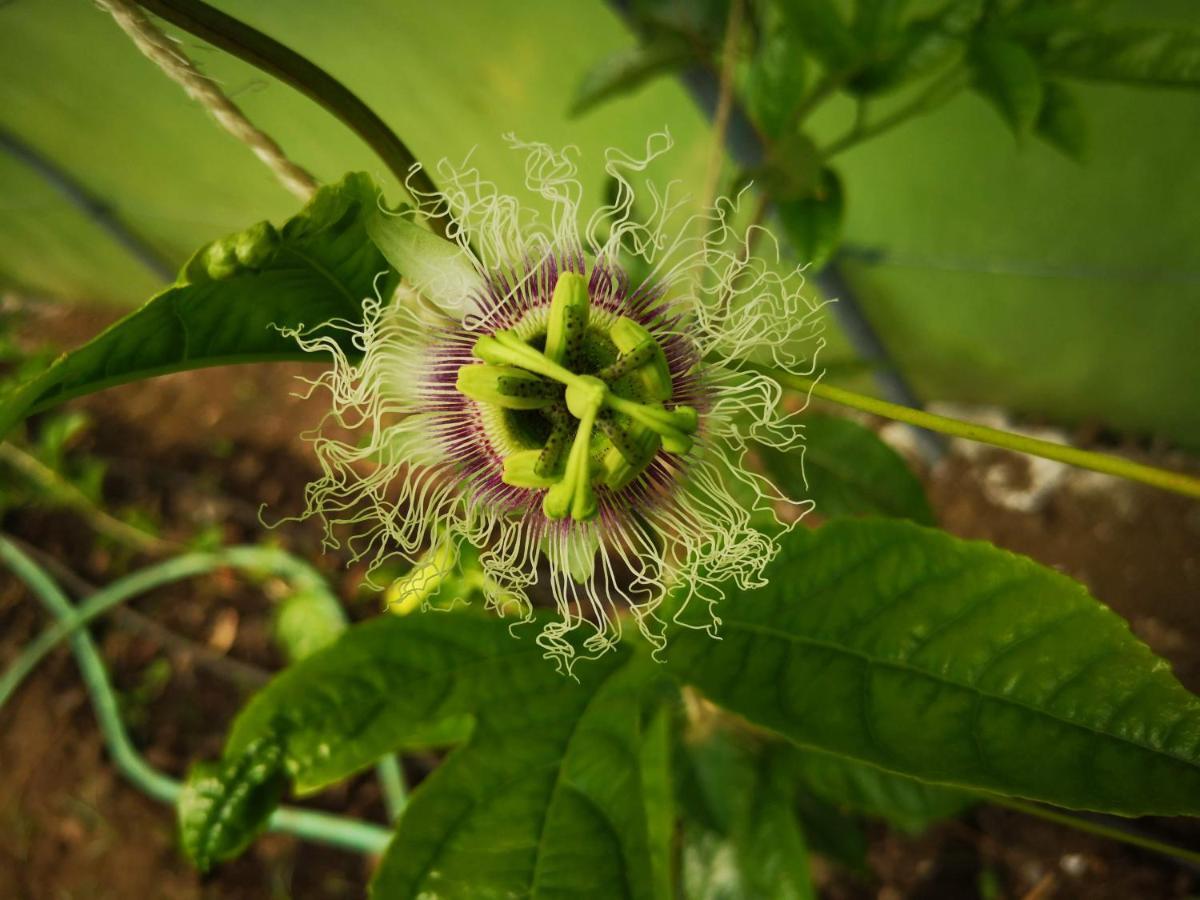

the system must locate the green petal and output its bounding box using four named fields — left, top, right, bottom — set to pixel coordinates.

left=366, top=208, right=484, bottom=317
